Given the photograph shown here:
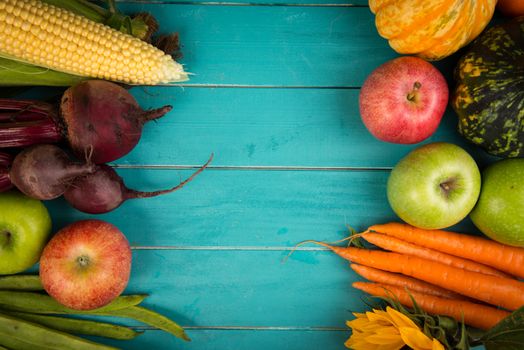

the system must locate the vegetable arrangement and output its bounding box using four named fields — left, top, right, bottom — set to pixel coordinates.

left=452, top=17, right=524, bottom=158
left=300, top=222, right=524, bottom=348
left=0, top=1, right=209, bottom=349
left=0, top=0, right=174, bottom=87
left=0, top=80, right=213, bottom=213
left=320, top=5, right=524, bottom=347
left=0, top=275, right=189, bottom=348
left=368, top=0, right=497, bottom=61
left=0, top=0, right=522, bottom=348
left=0, top=80, right=173, bottom=163
left=0, top=0, right=187, bottom=85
